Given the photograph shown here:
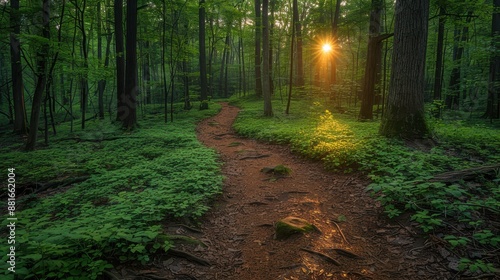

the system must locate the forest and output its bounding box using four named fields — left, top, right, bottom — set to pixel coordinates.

left=0, top=0, right=499, bottom=279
